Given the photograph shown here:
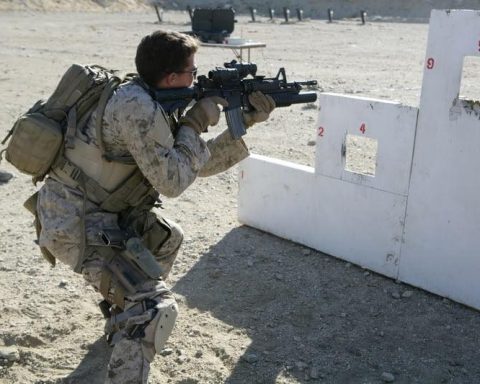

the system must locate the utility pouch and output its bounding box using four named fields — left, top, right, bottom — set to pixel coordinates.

left=123, top=237, right=163, bottom=280
left=23, top=192, right=57, bottom=266
left=4, top=112, right=63, bottom=178
left=142, top=216, right=171, bottom=254
left=124, top=210, right=172, bottom=254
